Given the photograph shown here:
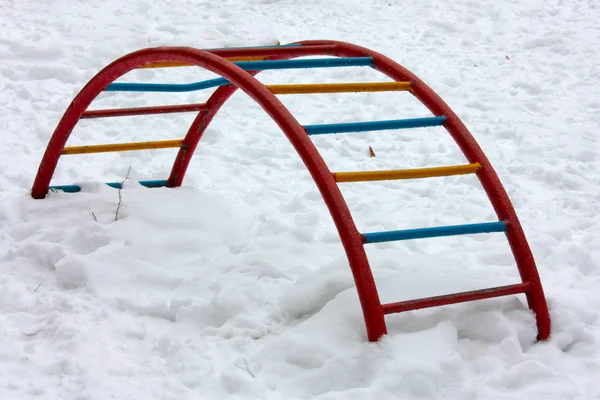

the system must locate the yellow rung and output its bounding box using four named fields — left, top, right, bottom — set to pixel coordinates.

left=227, top=56, right=269, bottom=62
left=268, top=81, right=412, bottom=95
left=333, top=163, right=481, bottom=182
left=139, top=56, right=268, bottom=69
left=62, top=140, right=184, bottom=155
left=139, top=61, right=191, bottom=69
